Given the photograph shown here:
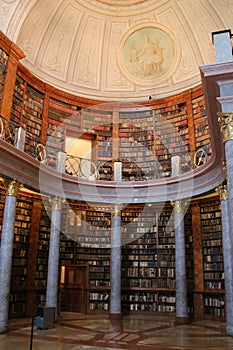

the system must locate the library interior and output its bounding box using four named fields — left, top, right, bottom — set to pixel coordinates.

left=1, top=1, right=233, bottom=349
